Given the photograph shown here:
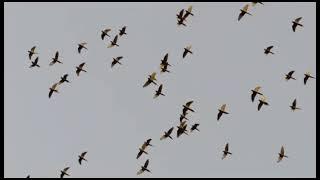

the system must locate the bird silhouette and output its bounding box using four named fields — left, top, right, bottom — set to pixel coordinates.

left=78, top=42, right=88, bottom=54
left=285, top=70, right=296, bottom=81
left=304, top=72, right=315, bottom=85
left=258, top=96, right=269, bottom=111
left=277, top=146, right=288, bottom=163
left=28, top=46, right=38, bottom=60
left=292, top=17, right=303, bottom=32
left=136, top=144, right=148, bottom=159
left=160, top=127, right=174, bottom=140
left=264, top=46, right=274, bottom=55
left=160, top=53, right=171, bottom=67
left=251, top=86, right=263, bottom=102
left=111, top=56, right=123, bottom=68
left=179, top=111, right=189, bottom=122
left=76, top=62, right=87, bottom=76
left=60, top=167, right=70, bottom=178
left=137, top=159, right=151, bottom=175
left=160, top=63, right=171, bottom=73
left=177, top=9, right=187, bottom=26
left=119, top=26, right=127, bottom=36
left=177, top=121, right=188, bottom=138
left=190, top=123, right=200, bottom=132
left=143, top=72, right=157, bottom=88
left=49, top=83, right=59, bottom=98
left=222, top=143, right=232, bottom=160
left=78, top=151, right=88, bottom=165
left=238, top=4, right=252, bottom=21
left=154, top=84, right=165, bottom=99
left=59, top=74, right=70, bottom=84
left=29, top=57, right=40, bottom=68
left=182, top=101, right=195, bottom=114
left=217, top=104, right=229, bottom=121
left=50, top=51, right=63, bottom=66
left=290, top=98, right=301, bottom=111
left=101, top=28, right=111, bottom=40
left=108, top=35, right=119, bottom=48
left=183, top=45, right=192, bottom=58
